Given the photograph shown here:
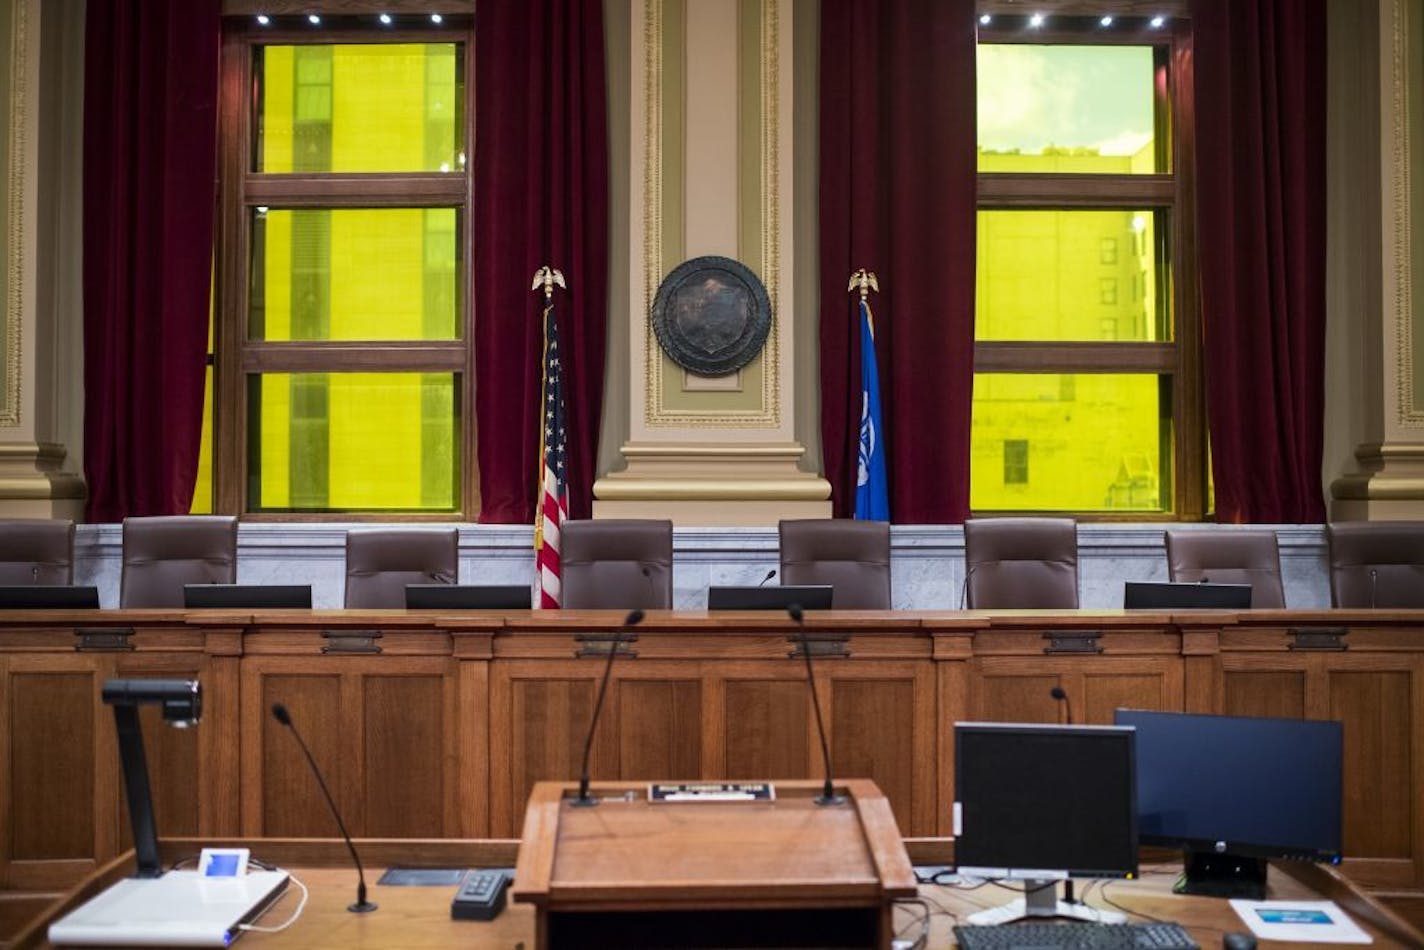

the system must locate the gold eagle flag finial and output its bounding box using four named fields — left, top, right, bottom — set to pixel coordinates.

left=531, top=265, right=568, bottom=301
left=847, top=269, right=879, bottom=302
